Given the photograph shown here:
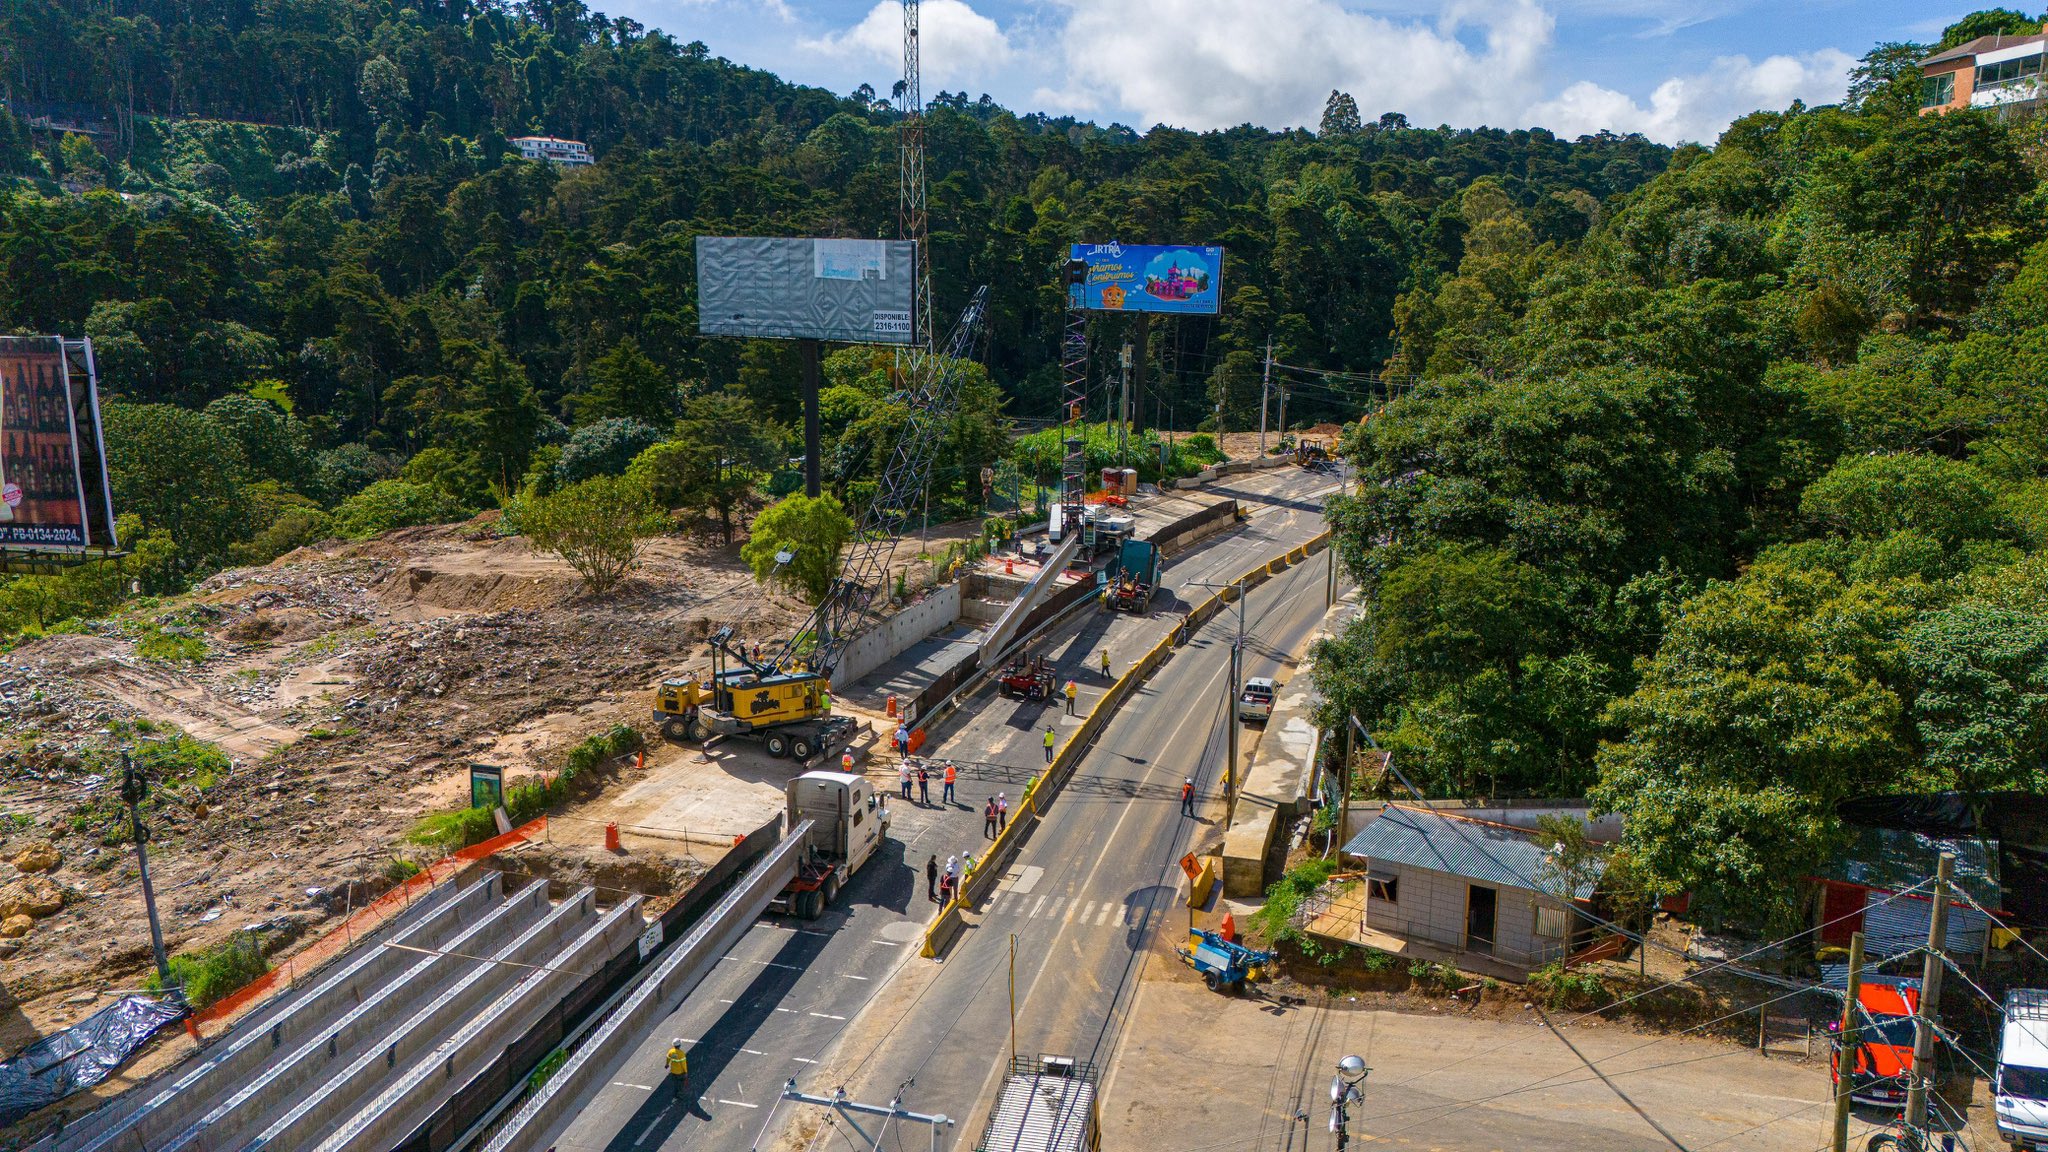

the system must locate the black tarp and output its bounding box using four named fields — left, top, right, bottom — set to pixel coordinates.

left=0, top=995, right=185, bottom=1127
